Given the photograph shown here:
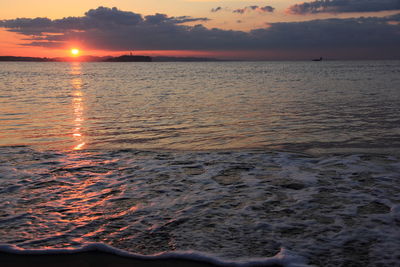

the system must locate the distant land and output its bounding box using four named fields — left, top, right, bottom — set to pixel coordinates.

left=105, top=55, right=151, bottom=62
left=0, top=55, right=223, bottom=62
left=152, top=56, right=222, bottom=62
